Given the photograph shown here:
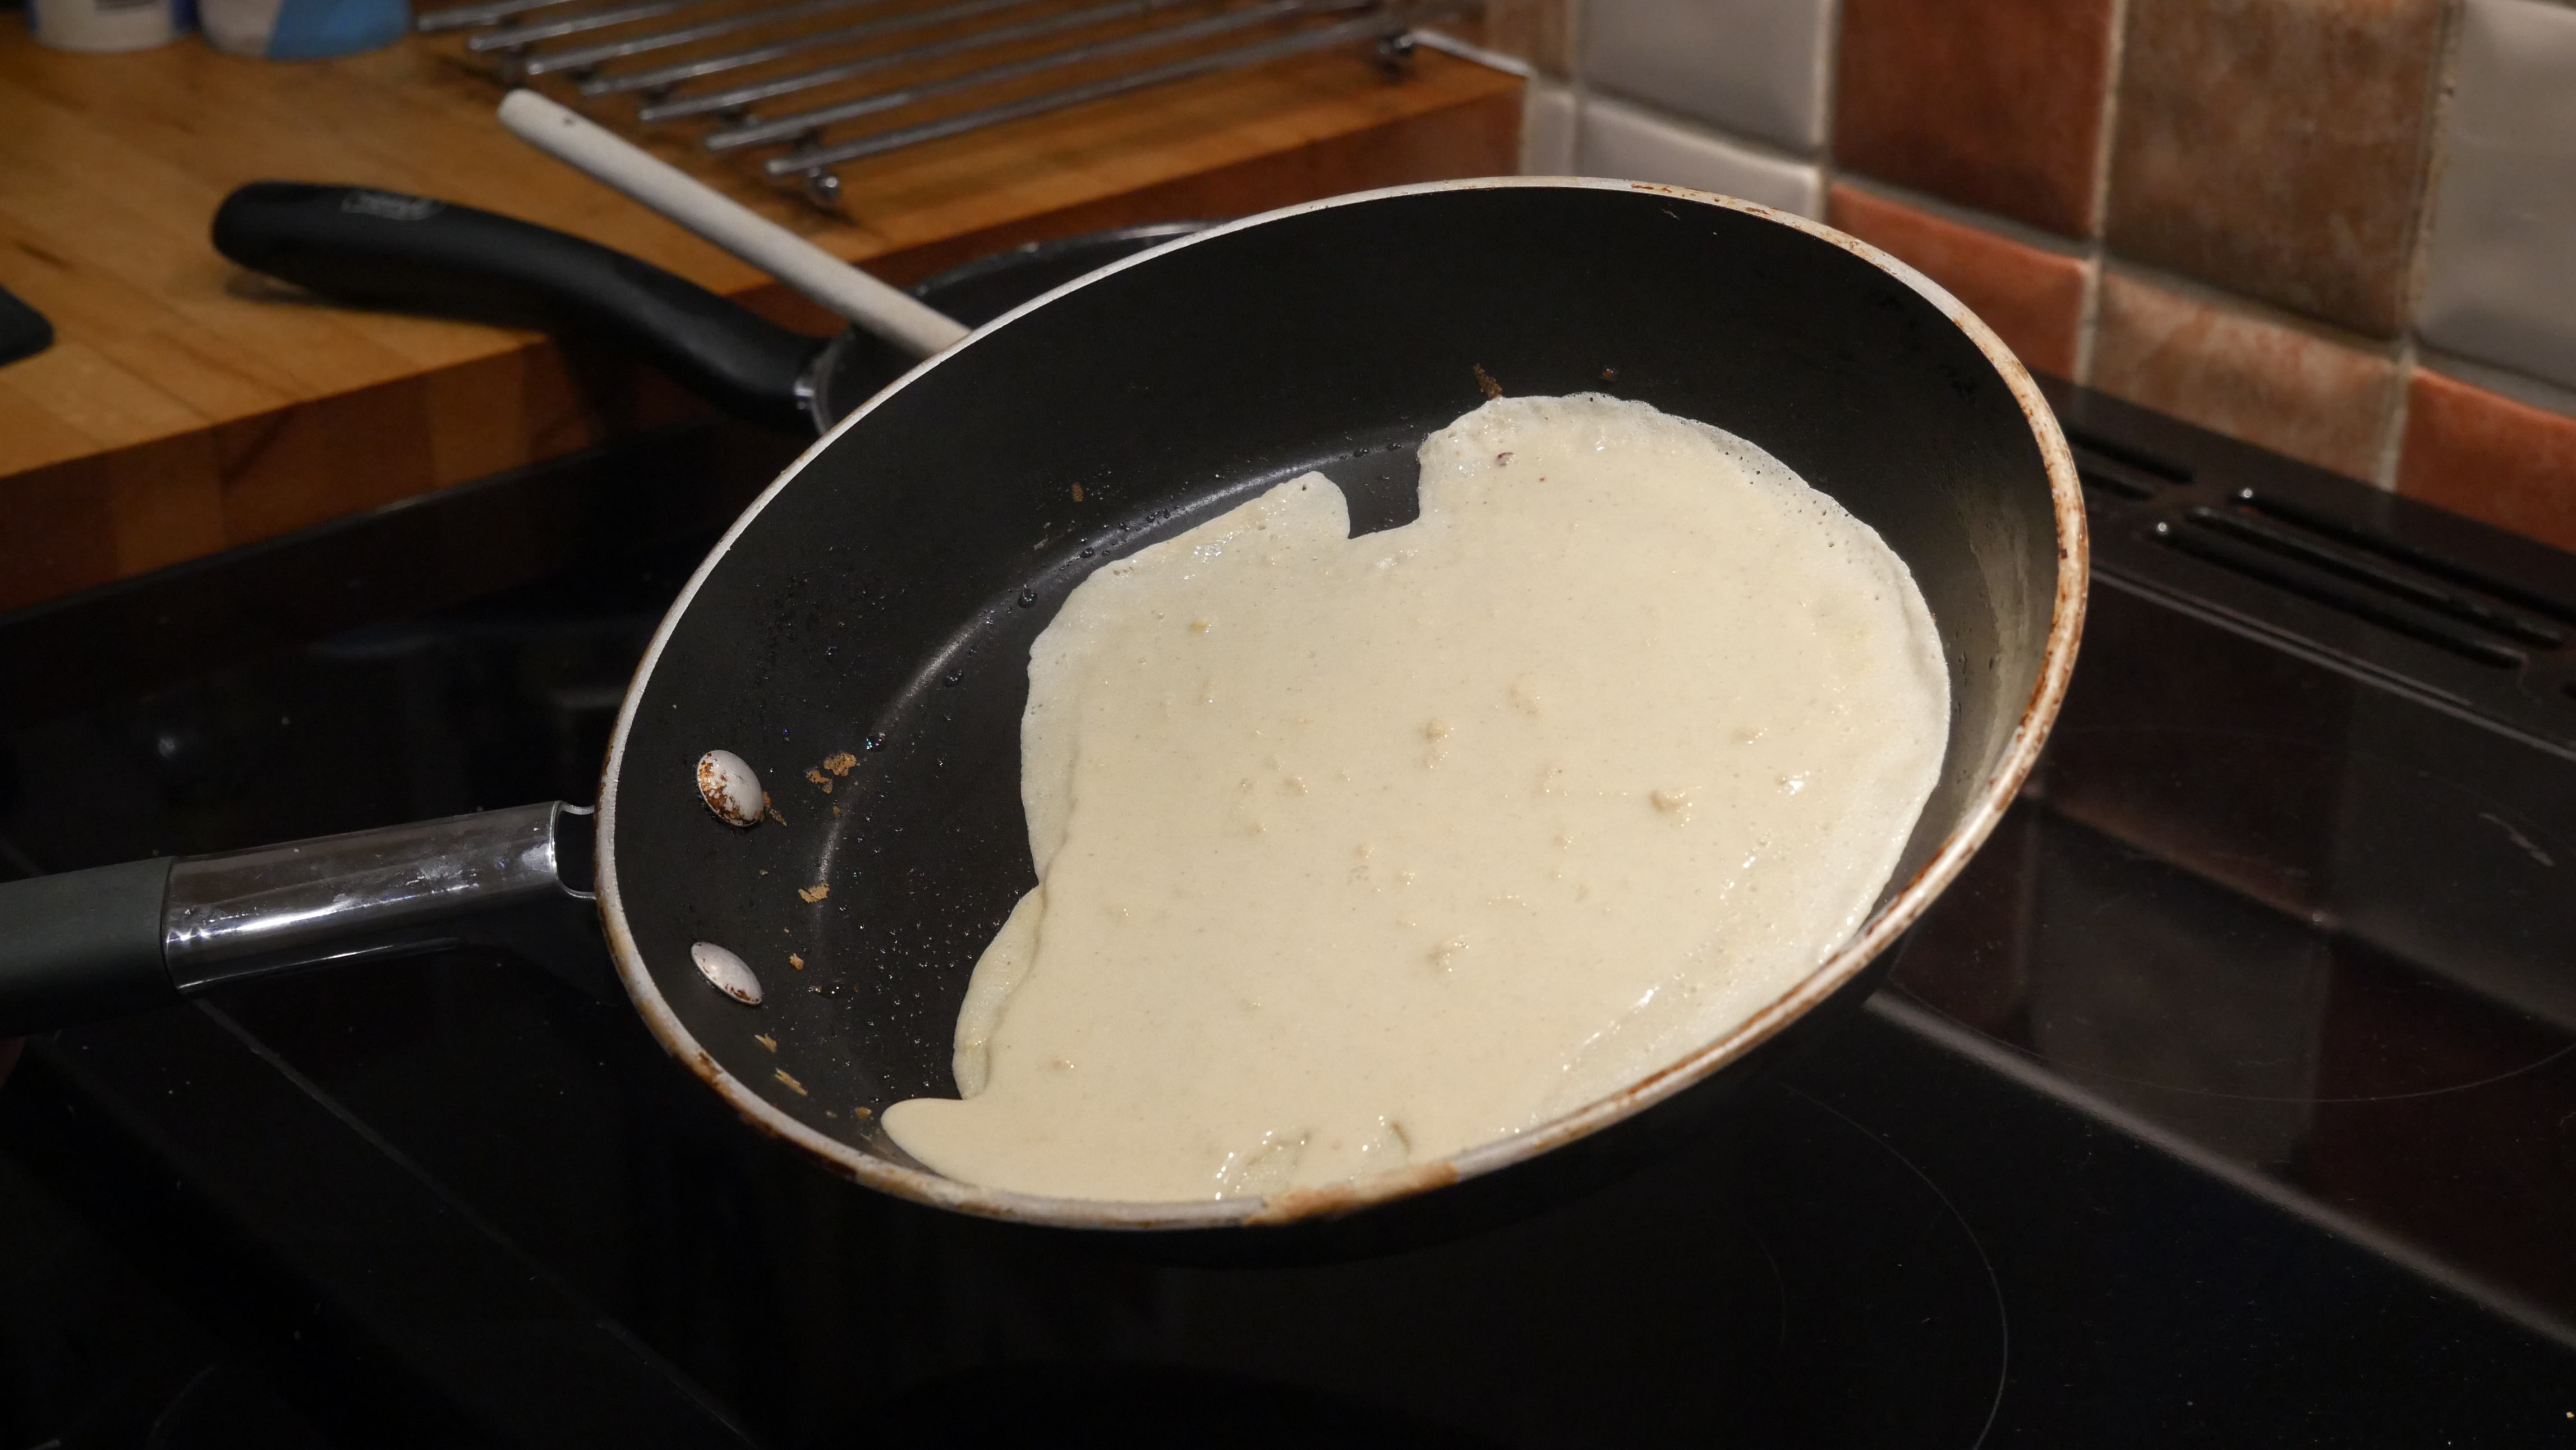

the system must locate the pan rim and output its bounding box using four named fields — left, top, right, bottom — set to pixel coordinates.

left=594, top=175, right=2090, bottom=1232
